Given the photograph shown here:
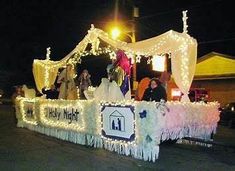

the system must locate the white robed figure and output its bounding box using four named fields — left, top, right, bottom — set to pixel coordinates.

left=93, top=78, right=124, bottom=102
left=94, top=50, right=131, bottom=101
left=57, top=64, right=78, bottom=100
